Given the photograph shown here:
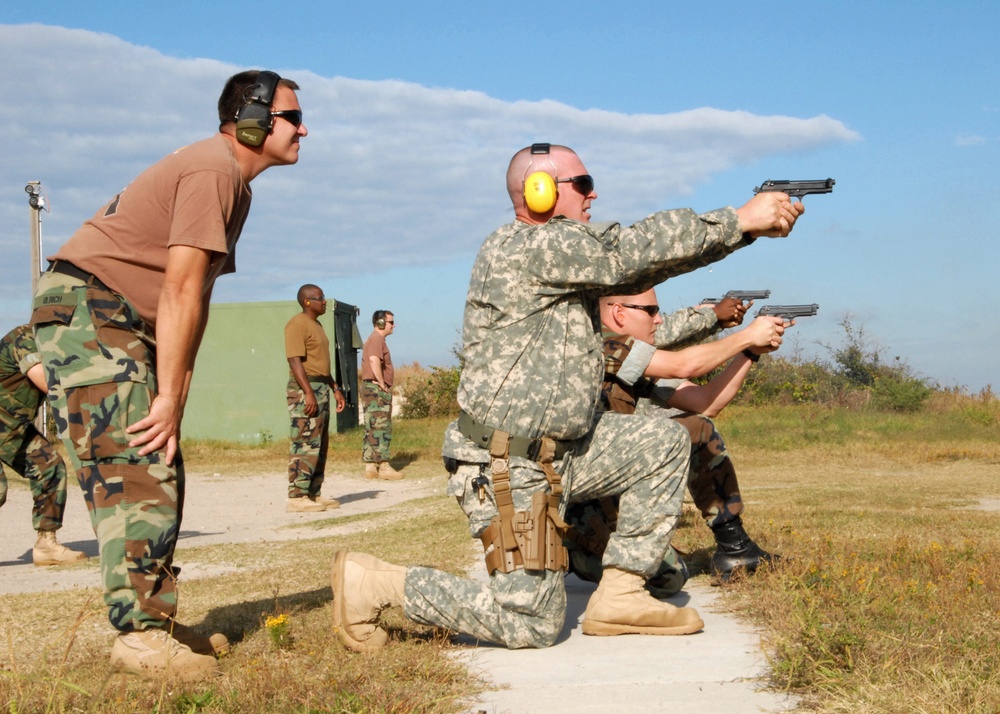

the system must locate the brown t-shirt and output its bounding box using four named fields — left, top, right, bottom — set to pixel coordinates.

left=50, top=134, right=252, bottom=328
left=284, top=312, right=331, bottom=379
left=361, top=331, right=393, bottom=388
